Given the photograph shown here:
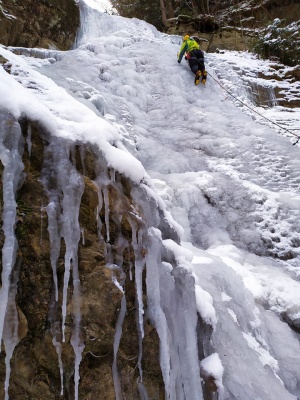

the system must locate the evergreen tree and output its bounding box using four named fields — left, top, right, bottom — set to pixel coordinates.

left=252, top=18, right=300, bottom=66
